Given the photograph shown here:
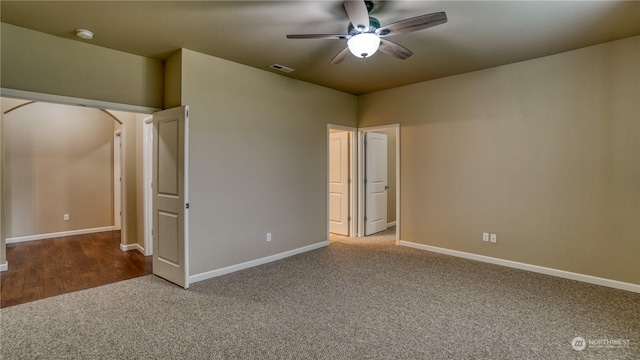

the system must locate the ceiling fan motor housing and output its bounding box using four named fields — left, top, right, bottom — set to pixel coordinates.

left=348, top=17, right=380, bottom=35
